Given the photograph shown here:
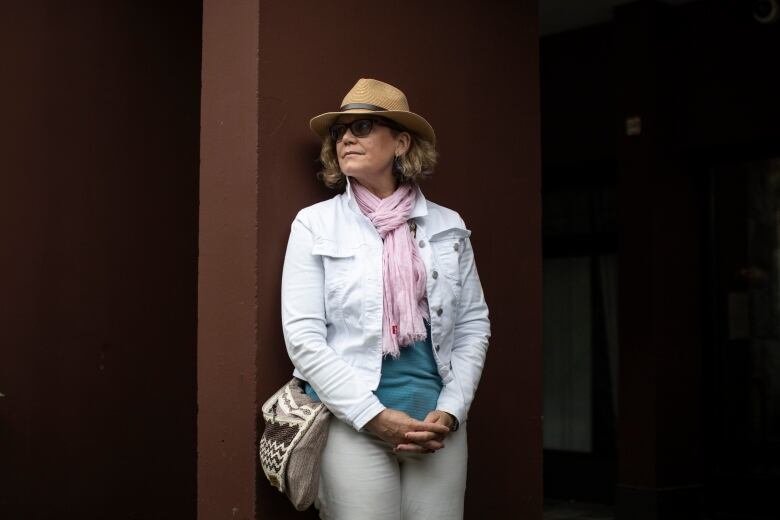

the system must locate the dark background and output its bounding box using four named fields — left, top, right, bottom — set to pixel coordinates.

left=541, top=1, right=780, bottom=519
left=0, top=1, right=201, bottom=519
